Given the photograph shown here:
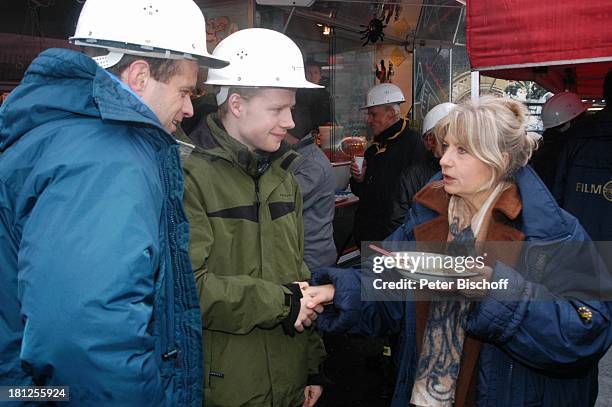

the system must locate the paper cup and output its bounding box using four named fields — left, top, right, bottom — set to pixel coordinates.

left=354, top=156, right=365, bottom=173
